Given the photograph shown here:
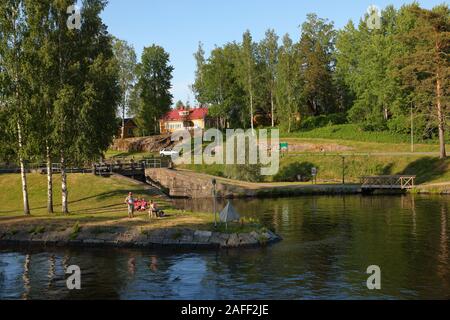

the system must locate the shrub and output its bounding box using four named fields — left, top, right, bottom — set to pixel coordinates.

left=273, top=162, right=316, bottom=182
left=224, top=163, right=263, bottom=182
left=300, top=113, right=347, bottom=131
